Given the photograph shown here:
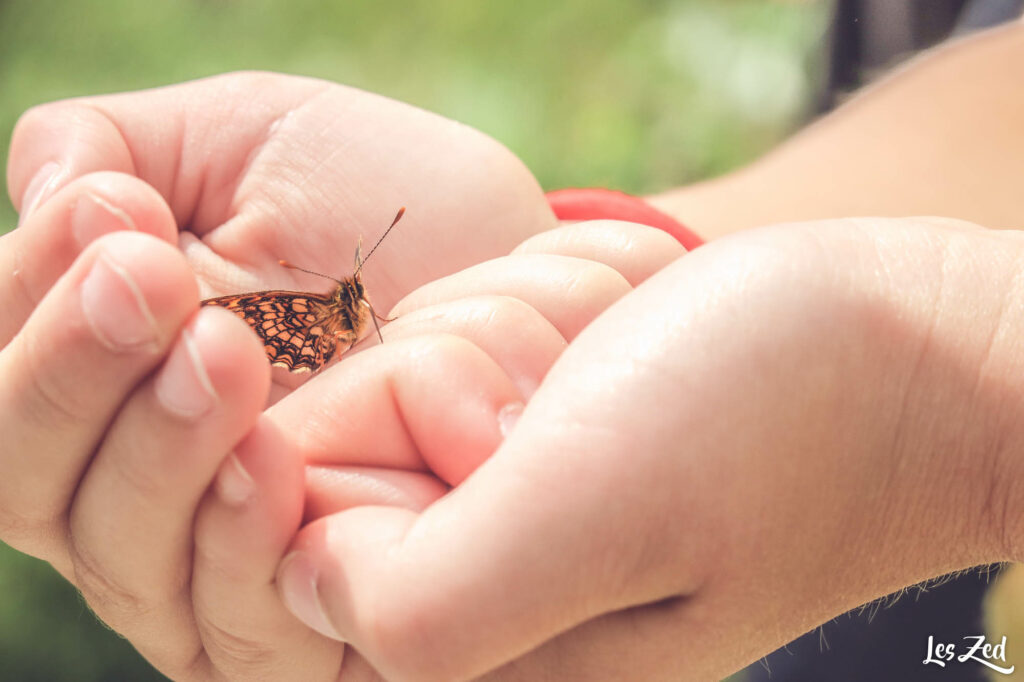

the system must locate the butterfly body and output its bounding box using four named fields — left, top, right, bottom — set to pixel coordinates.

left=201, top=208, right=405, bottom=374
